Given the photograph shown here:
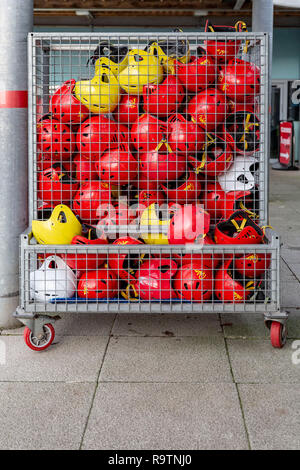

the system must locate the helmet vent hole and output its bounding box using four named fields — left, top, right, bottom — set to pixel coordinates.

left=237, top=175, right=248, bottom=184
left=58, top=211, right=67, bottom=223
left=159, top=264, right=170, bottom=274
left=134, top=54, right=143, bottom=62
